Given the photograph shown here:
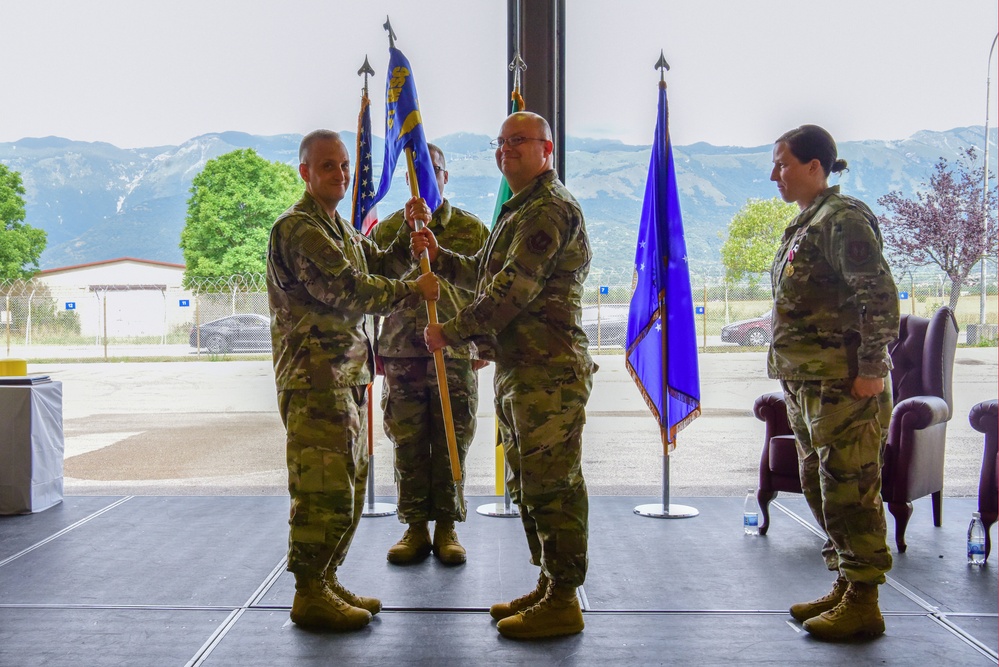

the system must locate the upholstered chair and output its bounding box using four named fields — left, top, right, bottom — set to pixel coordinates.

left=753, top=307, right=959, bottom=552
